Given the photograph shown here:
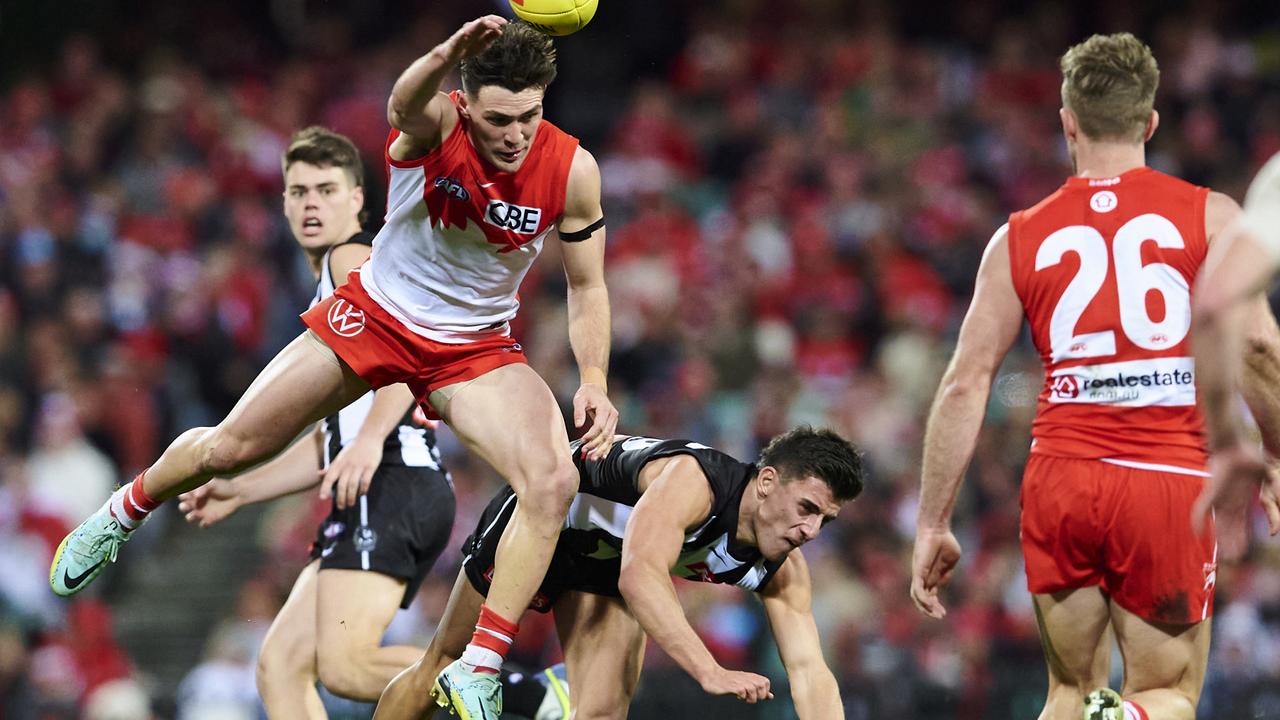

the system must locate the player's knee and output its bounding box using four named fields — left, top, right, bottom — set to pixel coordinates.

left=256, top=635, right=313, bottom=695
left=516, top=460, right=578, bottom=515
left=198, top=427, right=263, bottom=476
